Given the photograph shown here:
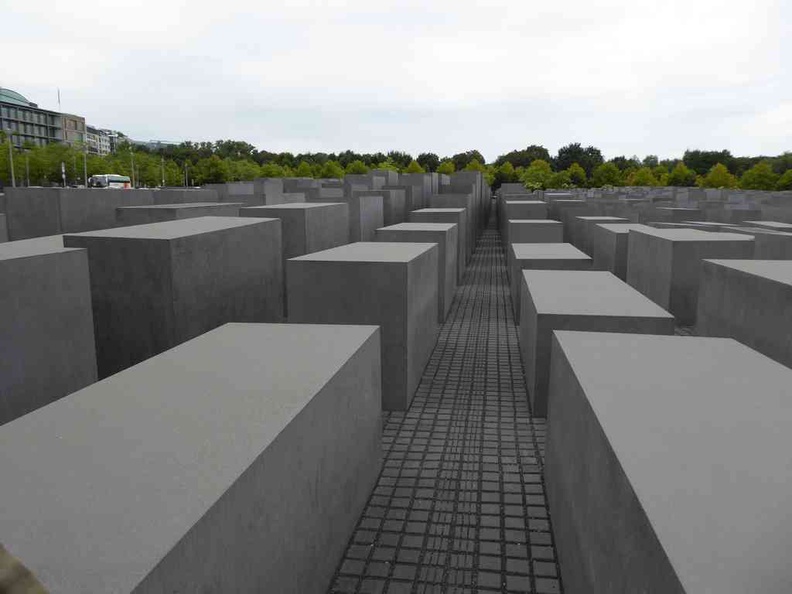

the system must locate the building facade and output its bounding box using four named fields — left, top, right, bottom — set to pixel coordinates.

left=61, top=113, right=86, bottom=146
left=86, top=125, right=112, bottom=156
left=0, top=87, right=64, bottom=148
